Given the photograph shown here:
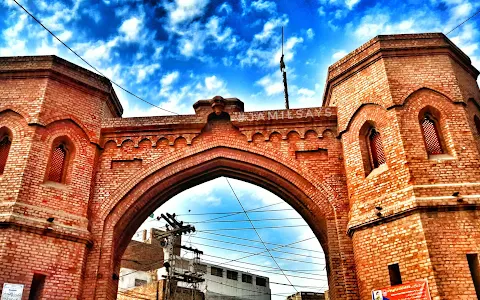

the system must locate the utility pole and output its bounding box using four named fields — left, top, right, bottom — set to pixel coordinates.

left=280, top=26, right=290, bottom=109
left=157, top=213, right=203, bottom=300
